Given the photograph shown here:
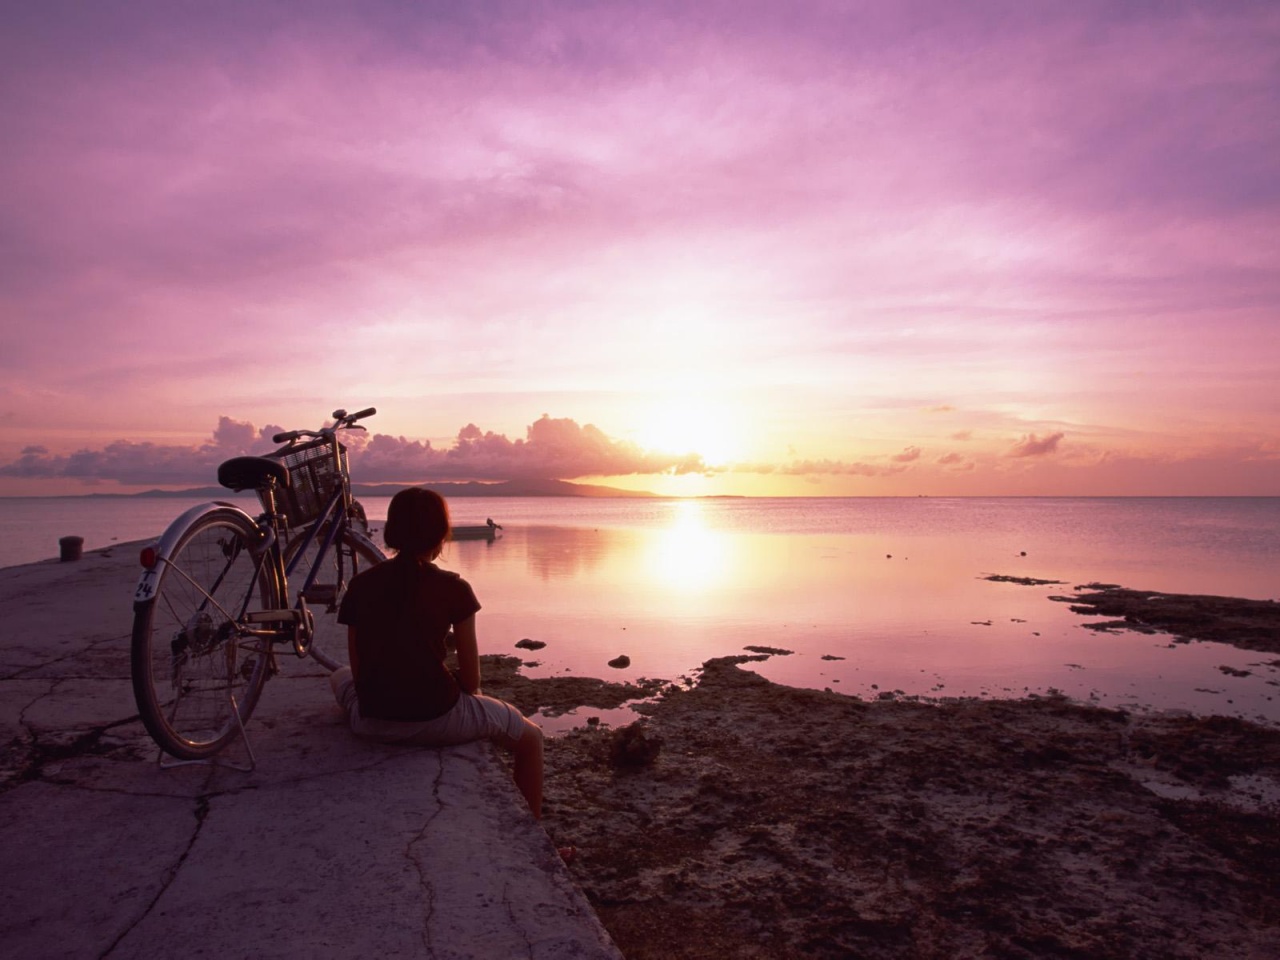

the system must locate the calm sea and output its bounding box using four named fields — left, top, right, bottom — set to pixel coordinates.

left=3, top=495, right=1277, bottom=728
